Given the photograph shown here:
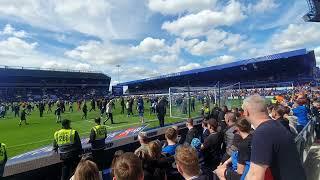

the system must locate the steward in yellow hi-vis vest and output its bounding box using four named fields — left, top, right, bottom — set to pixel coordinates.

left=89, top=117, right=107, bottom=170
left=271, top=97, right=278, bottom=104
left=202, top=103, right=210, bottom=120
left=53, top=119, right=82, bottom=180
left=0, top=143, right=7, bottom=177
